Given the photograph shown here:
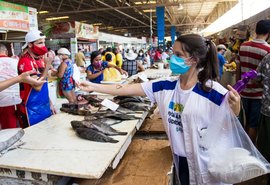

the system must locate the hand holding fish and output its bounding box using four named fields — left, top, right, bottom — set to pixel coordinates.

left=227, top=85, right=241, bottom=116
